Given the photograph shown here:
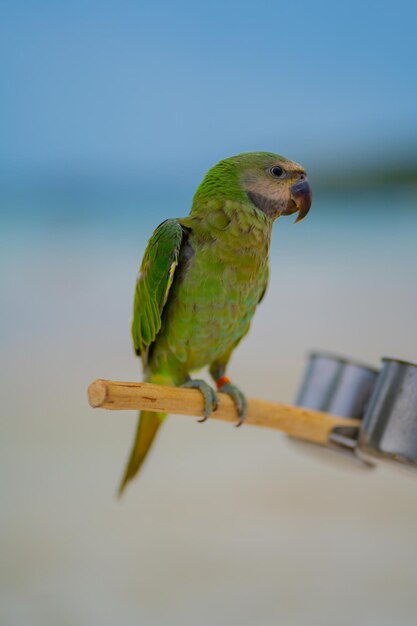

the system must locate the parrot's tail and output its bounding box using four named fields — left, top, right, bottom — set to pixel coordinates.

left=118, top=402, right=166, bottom=497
